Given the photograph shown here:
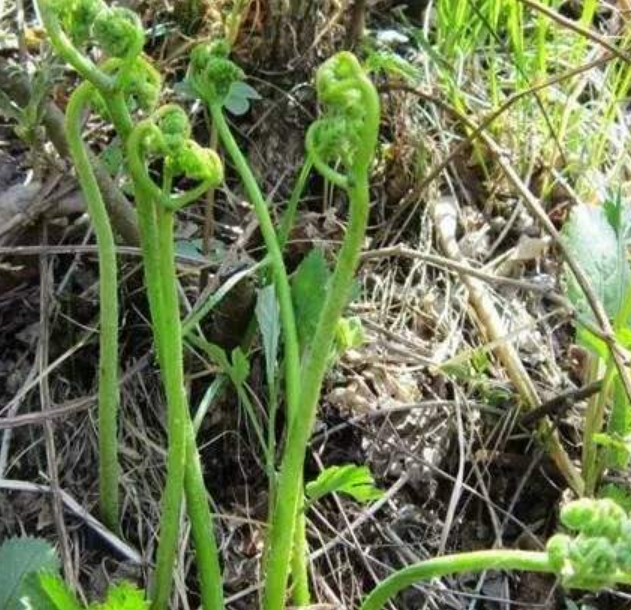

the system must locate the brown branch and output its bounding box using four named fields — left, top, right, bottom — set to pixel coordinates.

left=0, top=59, right=139, bottom=245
